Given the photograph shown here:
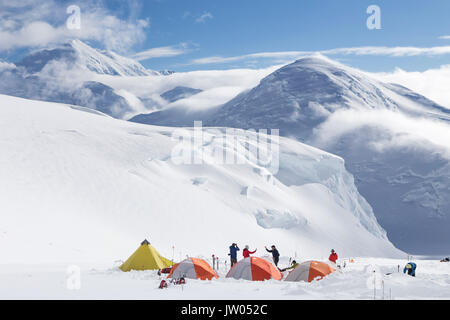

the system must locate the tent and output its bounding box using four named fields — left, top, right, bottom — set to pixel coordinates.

left=226, top=257, right=282, bottom=281
left=284, top=260, right=335, bottom=282
left=168, top=258, right=218, bottom=280
left=120, top=239, right=174, bottom=272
